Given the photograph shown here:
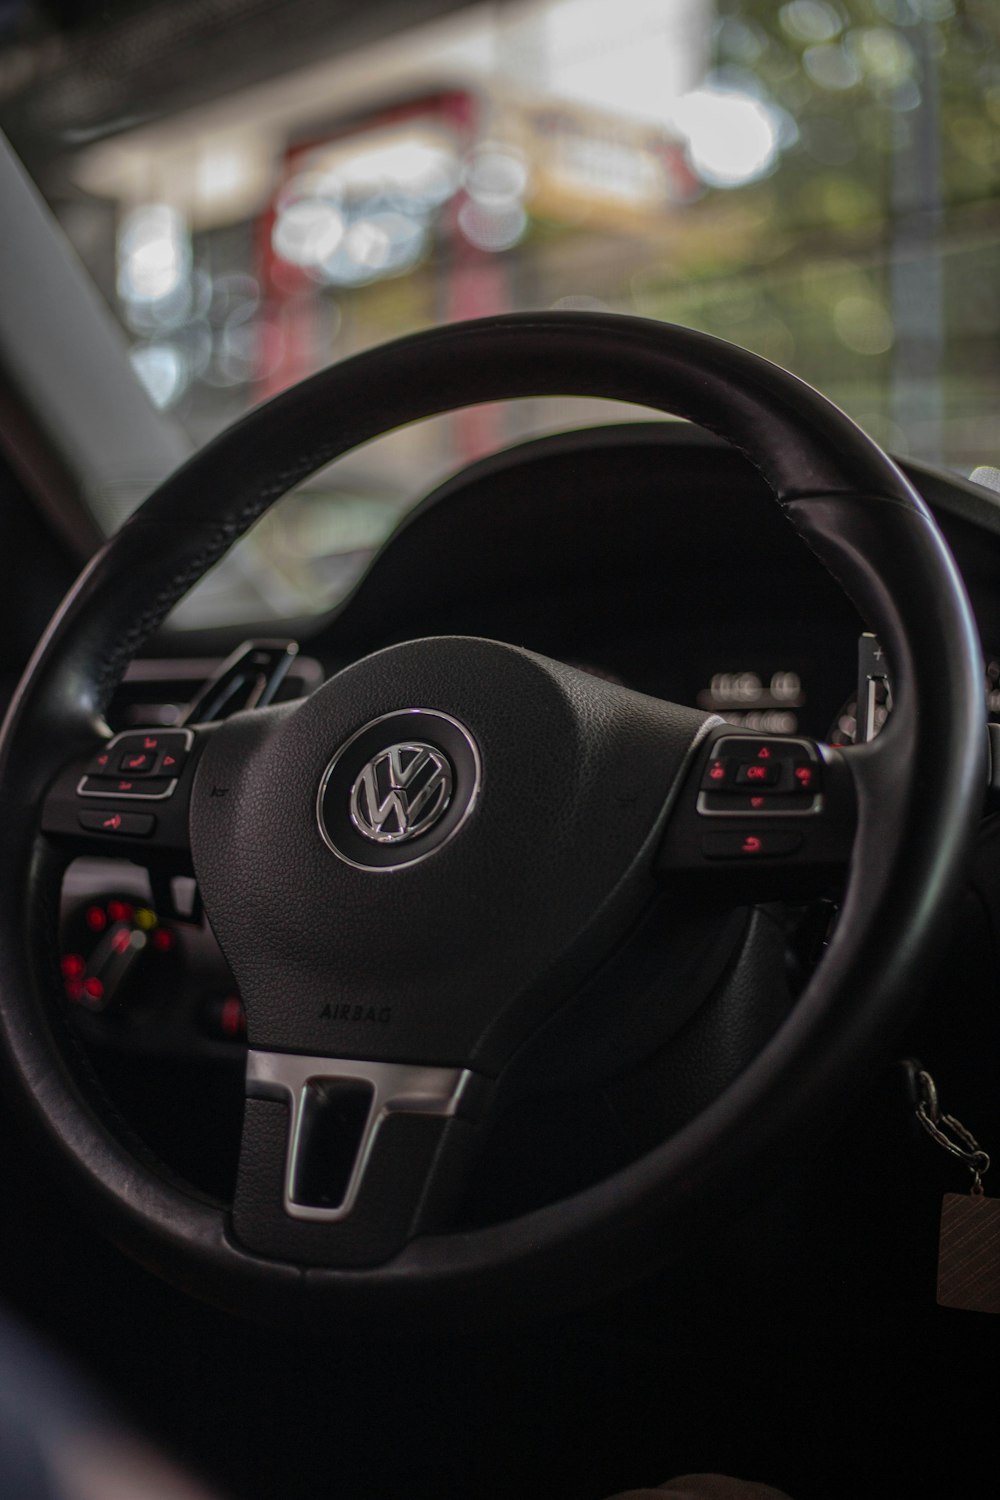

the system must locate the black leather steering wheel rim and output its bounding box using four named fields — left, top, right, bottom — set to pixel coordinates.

left=0, top=312, right=986, bottom=1328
